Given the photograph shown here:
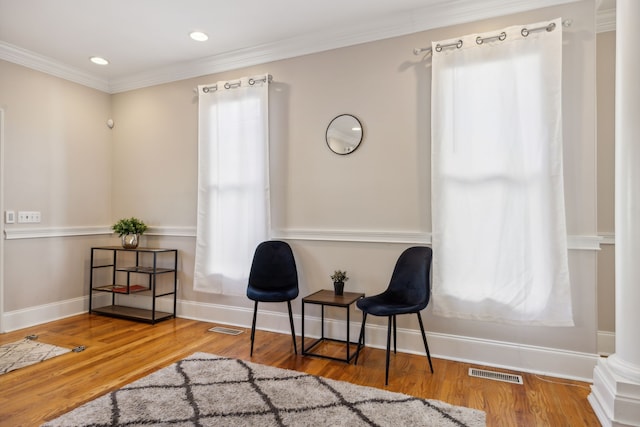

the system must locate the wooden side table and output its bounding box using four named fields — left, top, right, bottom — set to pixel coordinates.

left=301, top=289, right=365, bottom=363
